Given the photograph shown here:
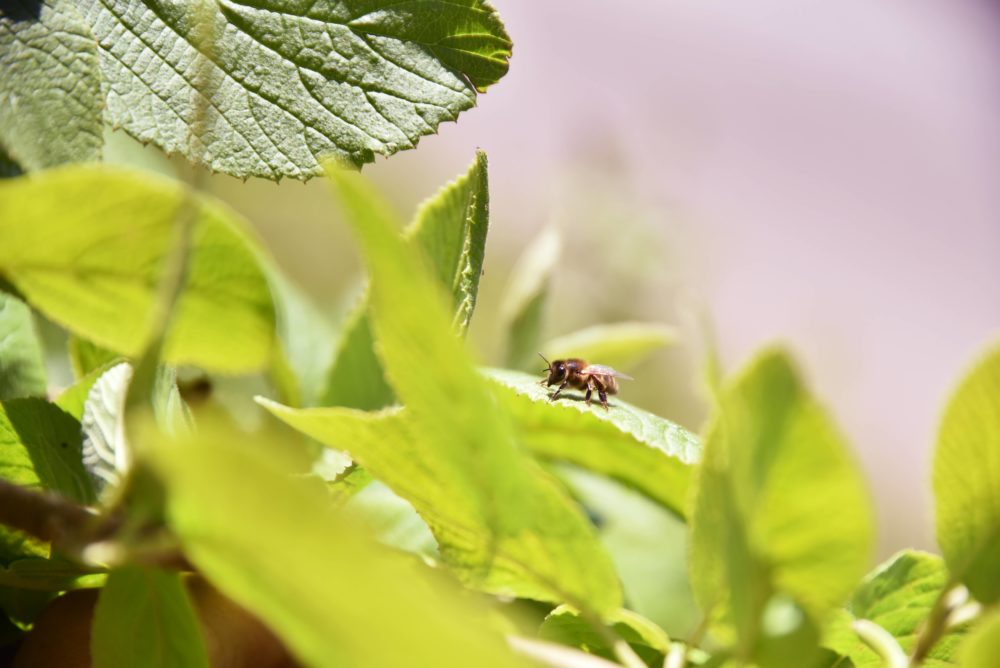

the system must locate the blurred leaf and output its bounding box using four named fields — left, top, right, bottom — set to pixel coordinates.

left=92, top=566, right=209, bottom=668
left=67, top=335, right=120, bottom=379
left=0, top=398, right=93, bottom=562
left=689, top=349, right=873, bottom=660
left=321, top=152, right=490, bottom=409
left=55, top=360, right=120, bottom=421
left=539, top=605, right=671, bottom=666
left=0, top=166, right=275, bottom=373
left=933, top=342, right=1000, bottom=604
left=509, top=636, right=625, bottom=668
left=267, top=271, right=338, bottom=408
left=958, top=610, right=1000, bottom=668
left=269, top=167, right=621, bottom=612
left=541, top=322, right=677, bottom=372
left=0, top=557, right=104, bottom=591
left=0, top=0, right=102, bottom=170
left=555, top=468, right=698, bottom=638
left=823, top=550, right=964, bottom=668
left=345, top=480, right=438, bottom=558
left=76, top=0, right=511, bottom=179
left=486, top=368, right=699, bottom=519
left=0, top=293, right=46, bottom=400
left=143, top=421, right=525, bottom=668
left=502, top=226, right=560, bottom=370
